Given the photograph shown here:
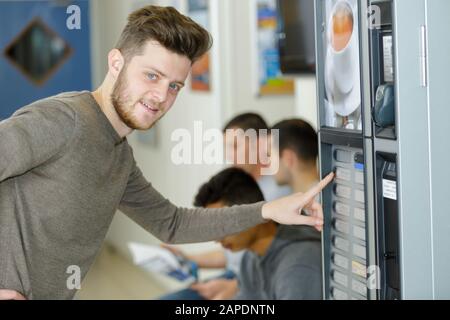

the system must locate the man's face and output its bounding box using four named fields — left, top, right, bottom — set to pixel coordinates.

left=206, top=201, right=259, bottom=252
left=111, top=41, right=191, bottom=130
left=223, top=127, right=261, bottom=174
left=272, top=144, right=290, bottom=186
